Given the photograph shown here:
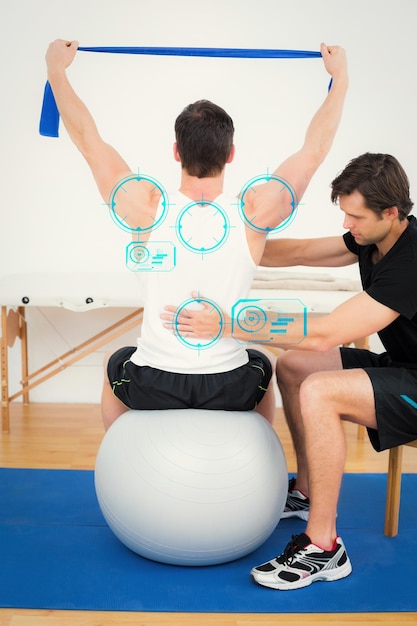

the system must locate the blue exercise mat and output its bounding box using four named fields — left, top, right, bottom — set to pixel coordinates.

left=1, top=468, right=416, bottom=613
left=39, top=46, right=326, bottom=138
